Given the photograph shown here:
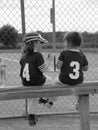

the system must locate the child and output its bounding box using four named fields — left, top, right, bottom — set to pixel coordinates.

left=54, top=31, right=88, bottom=85
left=20, top=32, right=53, bottom=125
left=54, top=32, right=88, bottom=110
left=20, top=32, right=52, bottom=86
